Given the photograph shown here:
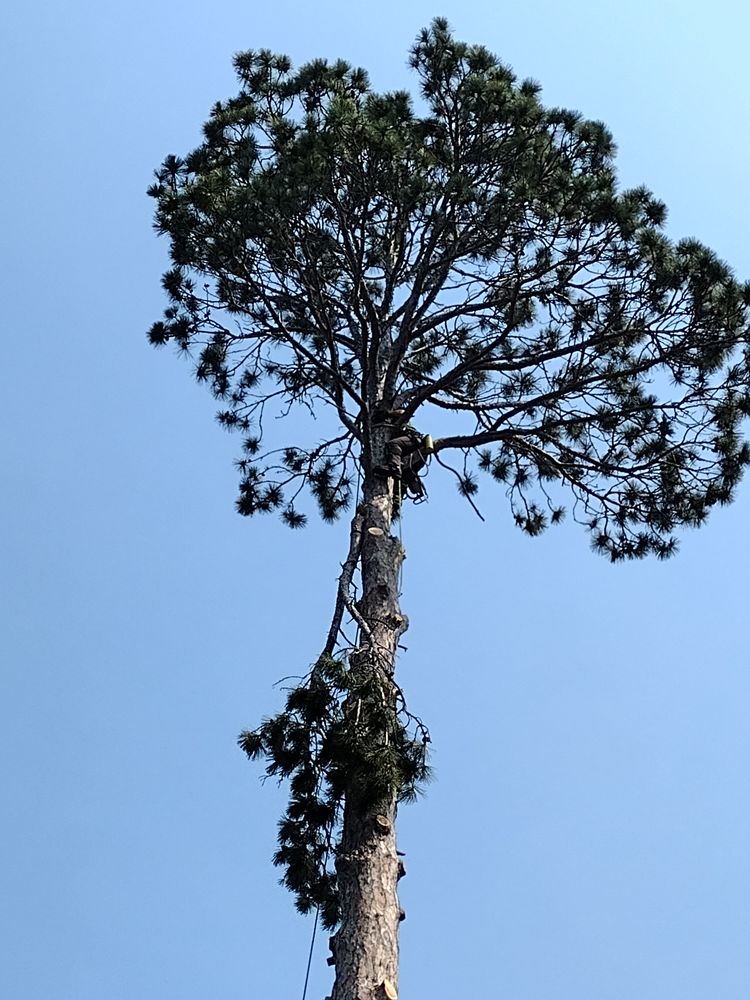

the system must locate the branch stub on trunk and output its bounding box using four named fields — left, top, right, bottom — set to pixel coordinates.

left=373, top=813, right=392, bottom=835
left=381, top=979, right=398, bottom=1000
